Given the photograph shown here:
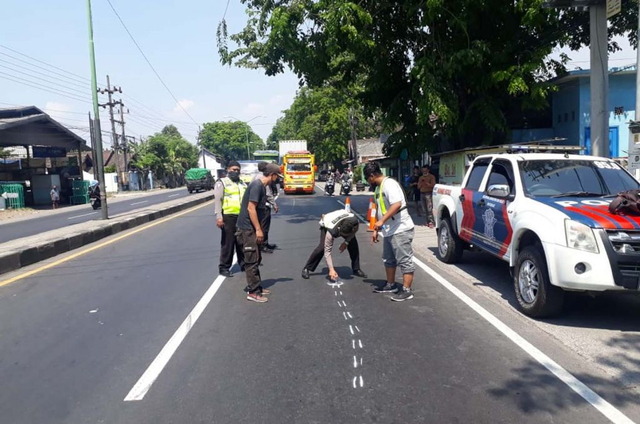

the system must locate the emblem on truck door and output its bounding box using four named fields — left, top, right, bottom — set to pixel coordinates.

left=482, top=208, right=497, bottom=240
